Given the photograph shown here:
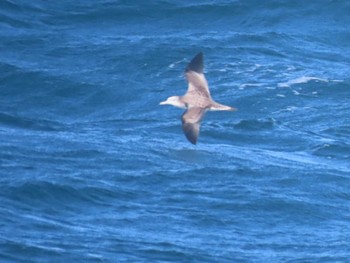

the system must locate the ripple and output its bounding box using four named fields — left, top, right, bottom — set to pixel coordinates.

left=312, top=143, right=350, bottom=160
left=234, top=118, right=276, bottom=131
left=0, top=112, right=62, bottom=131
